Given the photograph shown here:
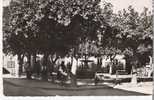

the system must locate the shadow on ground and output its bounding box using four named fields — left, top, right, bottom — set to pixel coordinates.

left=3, top=78, right=149, bottom=96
